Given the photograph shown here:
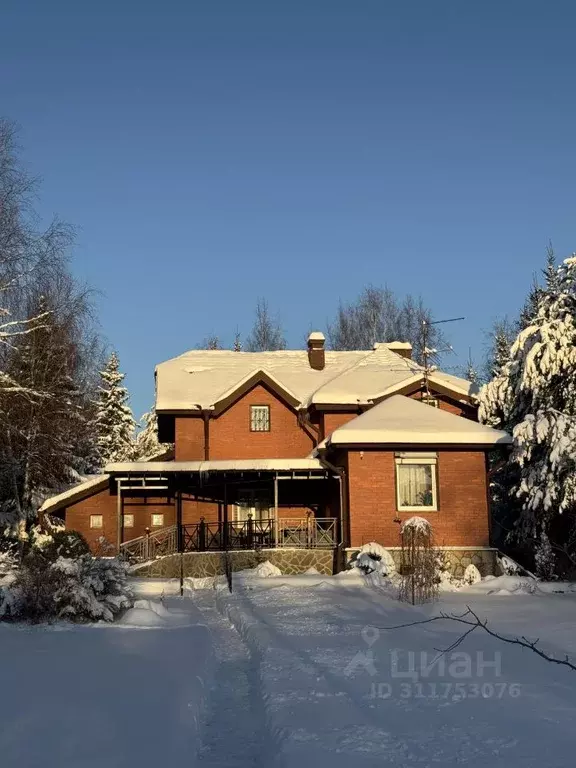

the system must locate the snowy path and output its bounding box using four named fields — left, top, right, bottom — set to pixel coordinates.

left=193, top=589, right=269, bottom=767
